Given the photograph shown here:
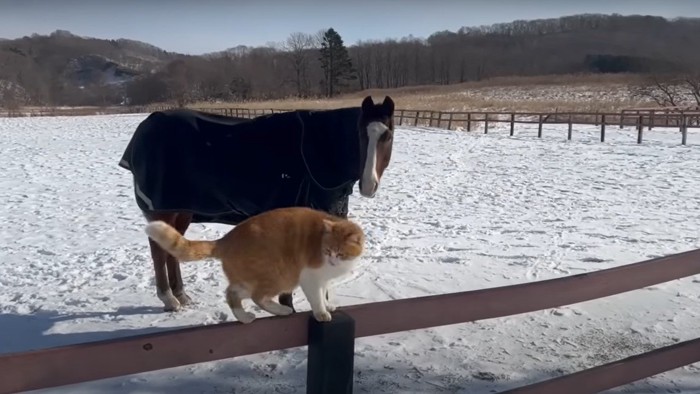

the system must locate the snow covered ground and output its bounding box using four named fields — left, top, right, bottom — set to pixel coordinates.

left=1, top=113, right=700, bottom=393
